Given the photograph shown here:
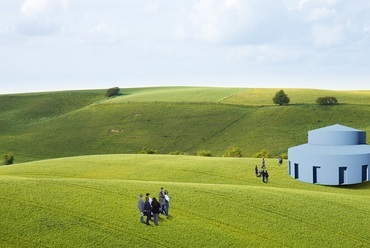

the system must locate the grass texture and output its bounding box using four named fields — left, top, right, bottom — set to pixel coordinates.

left=2, top=87, right=370, bottom=163
left=1, top=154, right=370, bottom=247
